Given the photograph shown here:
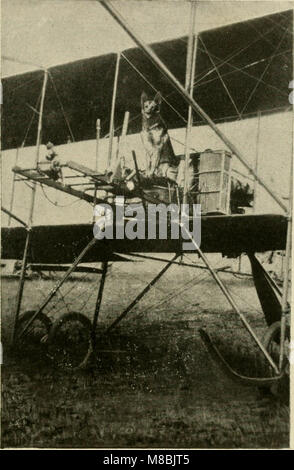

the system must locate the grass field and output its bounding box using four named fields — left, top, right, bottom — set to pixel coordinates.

left=1, top=256, right=290, bottom=448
